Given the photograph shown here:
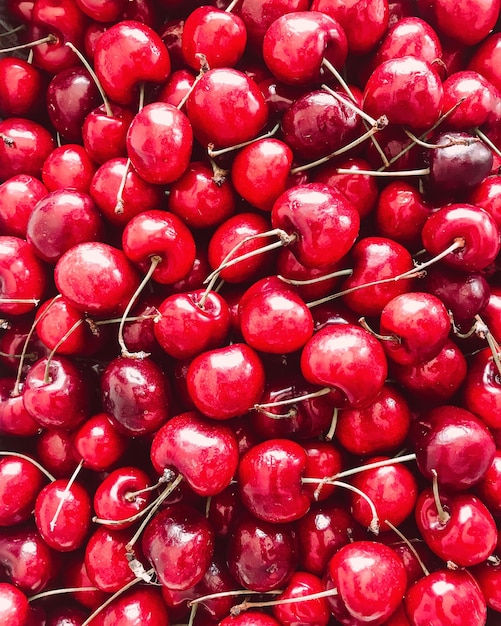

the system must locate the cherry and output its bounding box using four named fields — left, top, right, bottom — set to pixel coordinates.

left=0, top=524, right=59, bottom=593
left=125, top=102, right=193, bottom=185
left=468, top=32, right=501, bottom=93
left=469, top=174, right=501, bottom=229
left=41, top=144, right=96, bottom=193
left=0, top=236, right=47, bottom=316
left=0, top=582, right=30, bottom=626
left=122, top=209, right=196, bottom=284
left=270, top=571, right=331, bottom=626
left=442, top=70, right=499, bottom=130
left=90, top=157, right=164, bottom=227
left=86, top=587, right=170, bottom=626
left=75, top=0, right=127, bottom=22
left=271, top=182, right=360, bottom=269
left=82, top=103, right=134, bottom=165
left=65, top=551, right=107, bottom=610
left=311, top=0, right=389, bottom=54
left=226, top=510, right=298, bottom=592
left=34, top=476, right=92, bottom=552
left=84, top=526, right=137, bottom=593
left=421, top=203, right=500, bottom=271
left=0, top=378, right=40, bottom=437
left=142, top=503, right=215, bottom=590
left=300, top=323, right=388, bottom=409
left=94, top=20, right=171, bottom=106
left=26, top=189, right=105, bottom=264
left=462, top=347, right=501, bottom=431
left=167, top=160, right=237, bottom=229
left=92, top=465, right=153, bottom=528
left=328, top=540, right=407, bottom=623
left=150, top=410, right=239, bottom=496
left=0, top=455, right=47, bottom=526
left=54, top=242, right=140, bottom=316
left=219, top=612, right=281, bottom=626
left=373, top=16, right=442, bottom=68
left=186, top=343, right=265, bottom=420
left=471, top=558, right=501, bottom=613
left=363, top=56, right=443, bottom=130
left=238, top=276, right=314, bottom=354
left=182, top=6, right=247, bottom=69
left=0, top=57, right=45, bottom=120
left=415, top=487, right=497, bottom=566
left=36, top=429, right=79, bottom=479
left=185, top=67, right=268, bottom=148
left=404, top=569, right=487, bottom=626
left=262, top=11, right=348, bottom=85
left=100, top=356, right=171, bottom=437
left=0, top=117, right=55, bottom=183
left=378, top=291, right=451, bottom=366
left=0, top=174, right=48, bottom=239
left=238, top=438, right=311, bottom=523
left=73, top=412, right=128, bottom=472
left=154, top=289, right=231, bottom=360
